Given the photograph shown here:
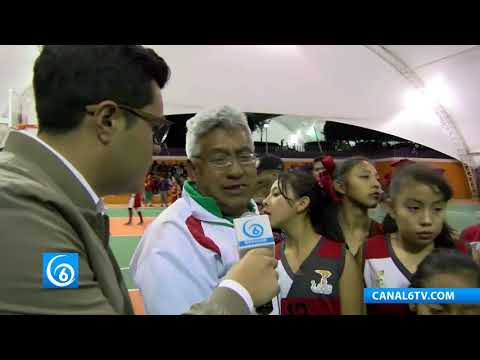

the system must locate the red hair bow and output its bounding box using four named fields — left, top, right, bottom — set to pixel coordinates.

left=316, top=155, right=341, bottom=204
left=320, top=155, right=336, bottom=175
left=382, top=172, right=392, bottom=193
